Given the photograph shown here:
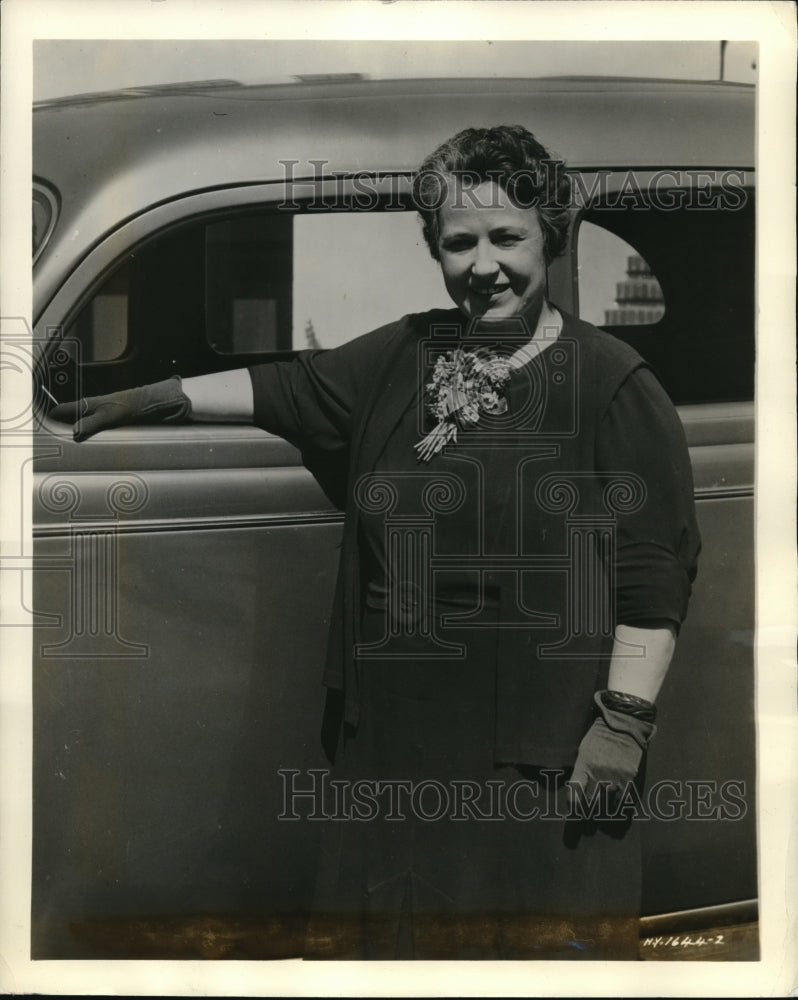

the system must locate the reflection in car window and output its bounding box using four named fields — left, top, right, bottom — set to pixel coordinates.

left=69, top=264, right=130, bottom=362
left=204, top=212, right=445, bottom=353
left=578, top=224, right=664, bottom=327
left=292, top=213, right=443, bottom=348
left=205, top=214, right=293, bottom=354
